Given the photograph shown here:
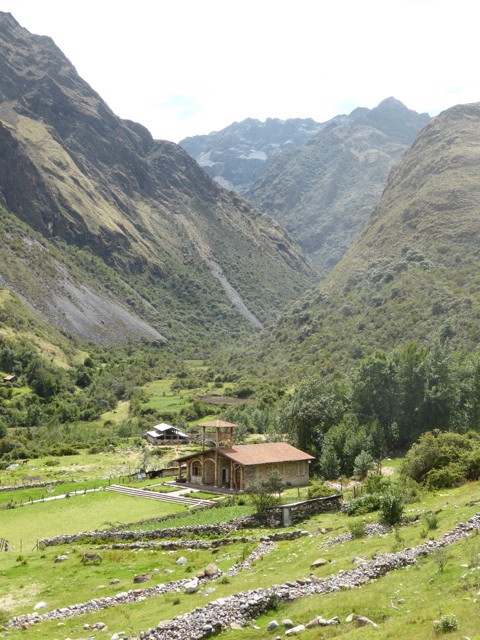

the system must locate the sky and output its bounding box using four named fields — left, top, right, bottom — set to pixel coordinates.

left=0, top=0, right=478, bottom=143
